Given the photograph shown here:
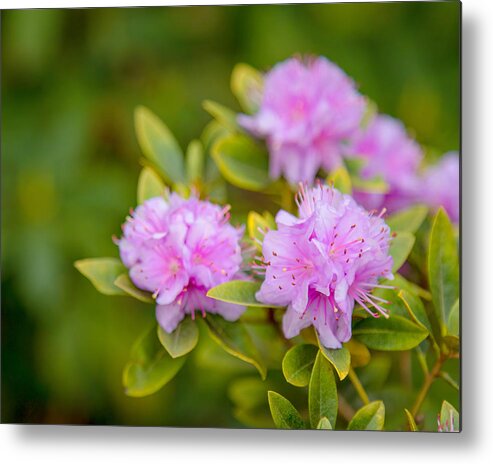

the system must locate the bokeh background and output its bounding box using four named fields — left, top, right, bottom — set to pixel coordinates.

left=1, top=2, right=460, bottom=426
